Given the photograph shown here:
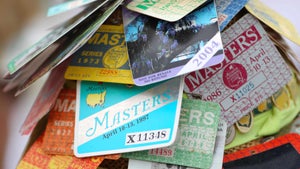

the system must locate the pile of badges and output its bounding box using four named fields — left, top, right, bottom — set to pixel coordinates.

left=2, top=0, right=300, bottom=169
